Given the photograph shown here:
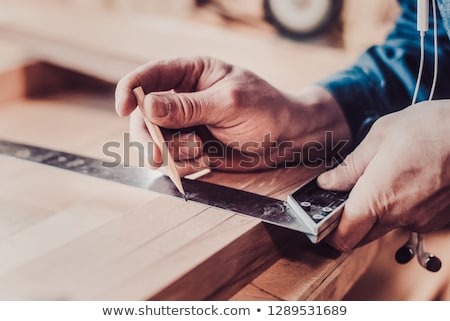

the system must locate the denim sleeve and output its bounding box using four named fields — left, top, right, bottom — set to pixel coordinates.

left=319, top=0, right=450, bottom=141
